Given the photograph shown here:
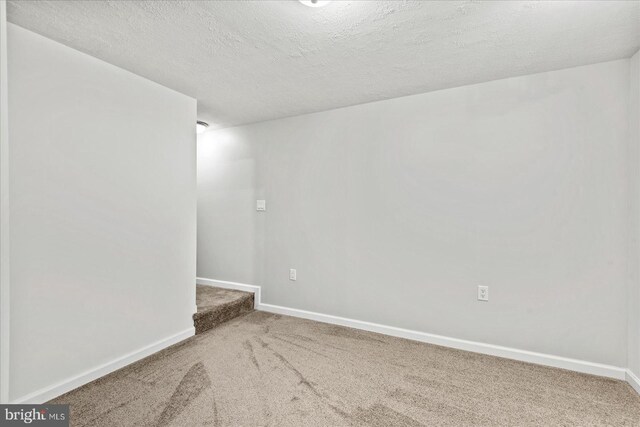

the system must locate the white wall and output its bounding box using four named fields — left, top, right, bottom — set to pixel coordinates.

left=629, top=49, right=640, bottom=378
left=198, top=59, right=631, bottom=368
left=0, top=0, right=10, bottom=404
left=8, top=24, right=196, bottom=402
left=198, top=136, right=264, bottom=285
